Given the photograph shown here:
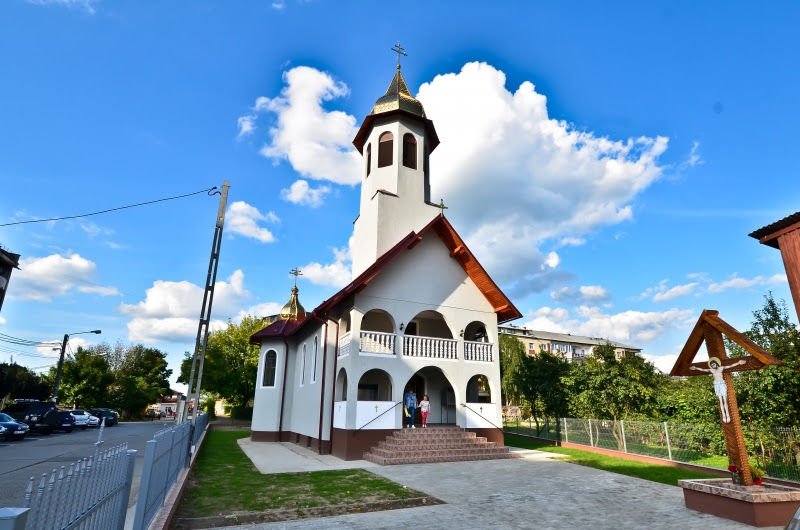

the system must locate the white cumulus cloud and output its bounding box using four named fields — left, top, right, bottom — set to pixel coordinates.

left=237, top=115, right=257, bottom=138
left=280, top=179, right=330, bottom=207
left=551, top=285, right=610, bottom=305
left=707, top=273, right=787, bottom=294
left=301, top=246, right=351, bottom=288
left=119, top=270, right=253, bottom=343
left=640, top=279, right=700, bottom=302
left=11, top=253, right=118, bottom=302
left=226, top=201, right=279, bottom=243
left=250, top=66, right=361, bottom=187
